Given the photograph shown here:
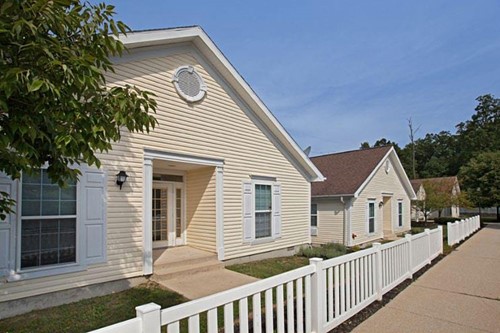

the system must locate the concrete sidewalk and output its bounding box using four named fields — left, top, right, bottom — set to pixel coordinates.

left=353, top=224, right=500, bottom=333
